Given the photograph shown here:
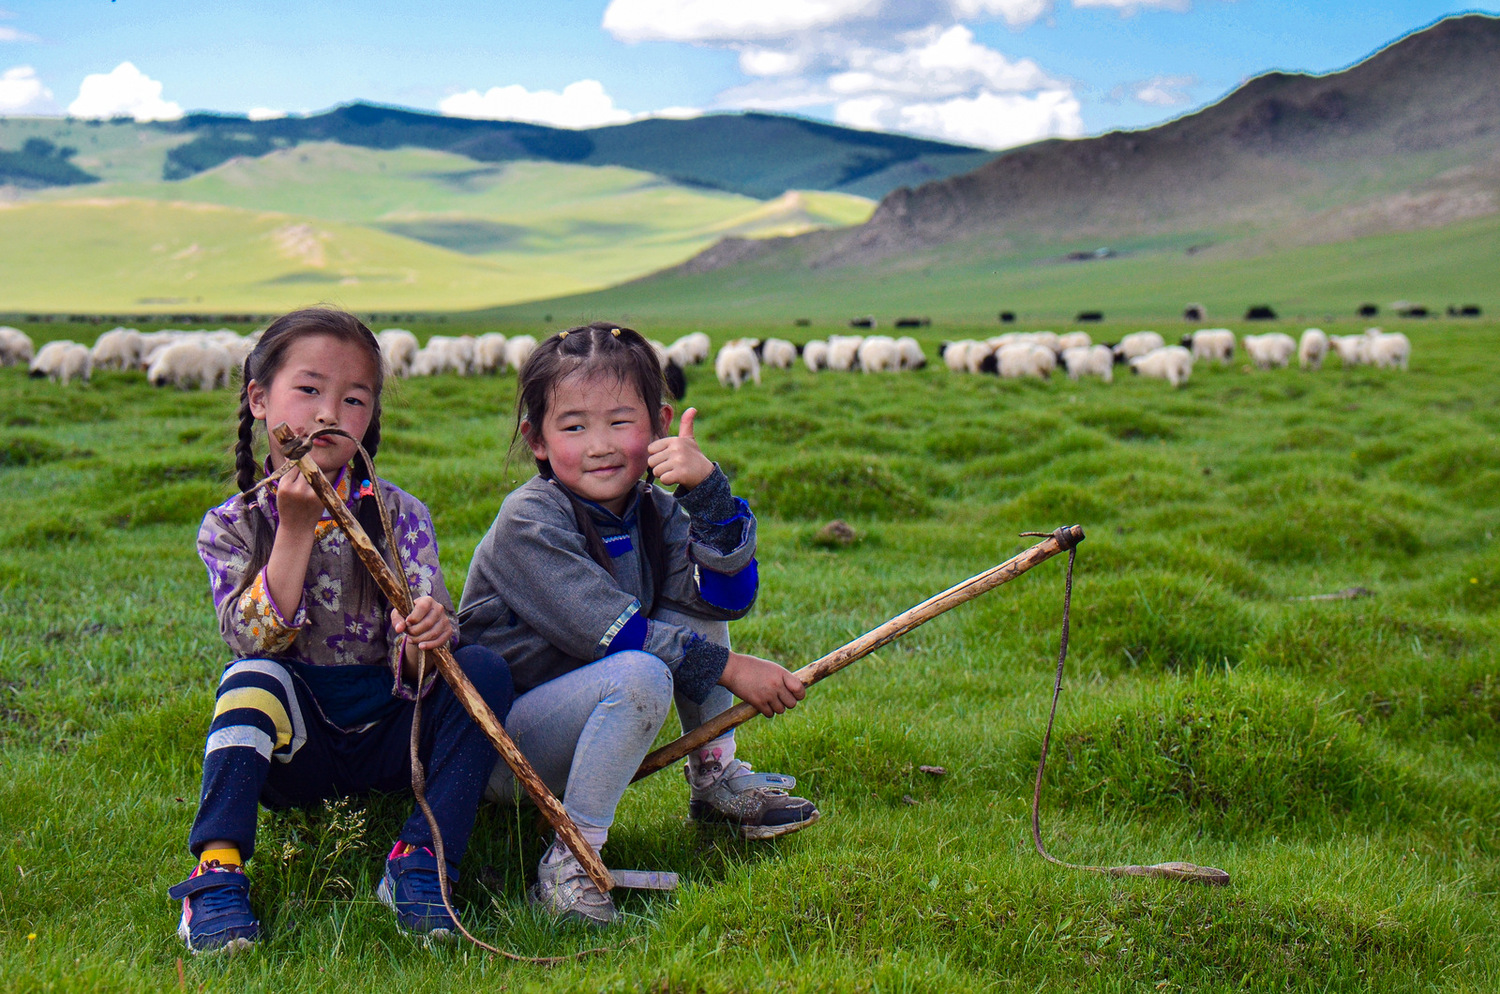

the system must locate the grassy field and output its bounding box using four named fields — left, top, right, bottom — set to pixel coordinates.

left=486, top=212, right=1500, bottom=328
left=0, top=144, right=873, bottom=313
left=1, top=319, right=1497, bottom=991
